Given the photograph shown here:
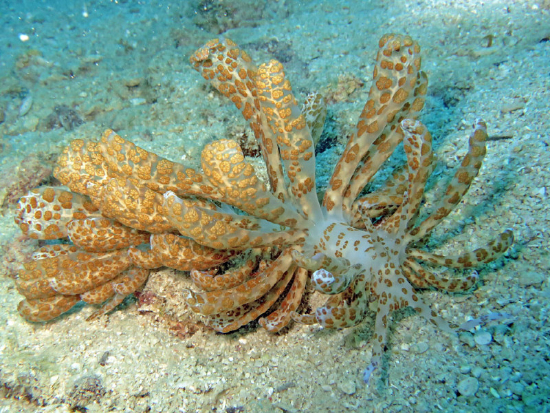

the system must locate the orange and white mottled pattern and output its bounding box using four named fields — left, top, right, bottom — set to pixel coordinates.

left=15, top=244, right=150, bottom=322
left=16, top=187, right=101, bottom=239
left=129, top=233, right=236, bottom=271
left=13, top=34, right=513, bottom=383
